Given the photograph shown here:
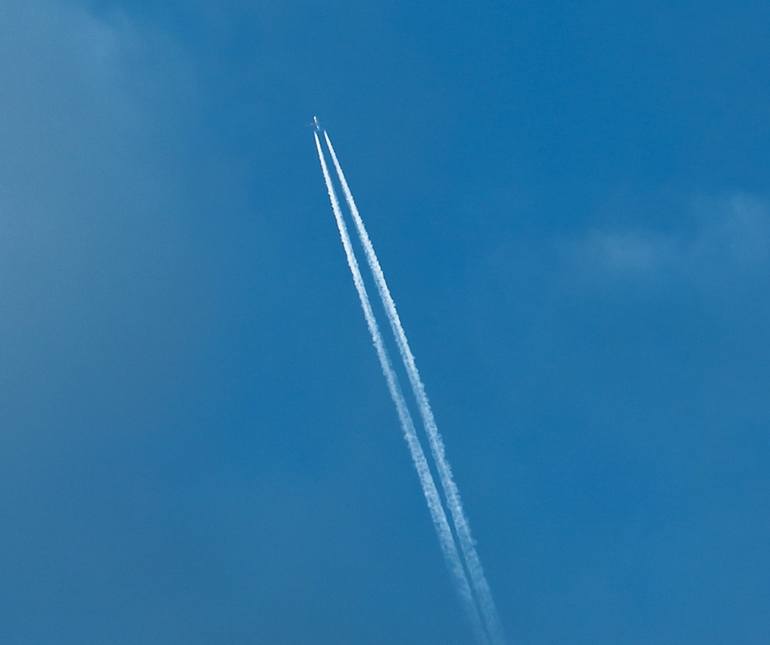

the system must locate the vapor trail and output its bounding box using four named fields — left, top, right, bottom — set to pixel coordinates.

left=324, top=132, right=505, bottom=645
left=314, top=133, right=488, bottom=645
